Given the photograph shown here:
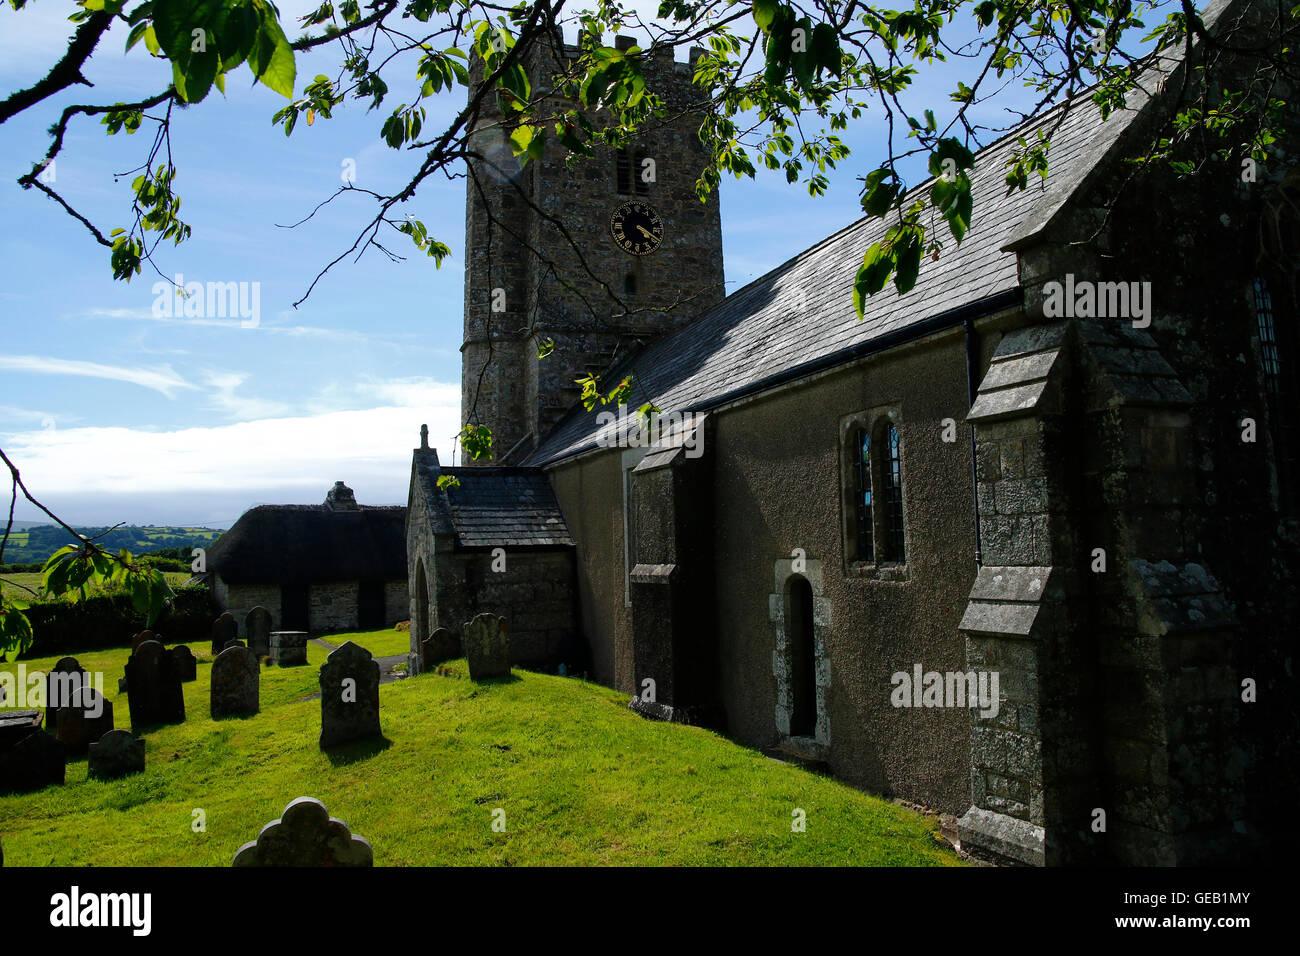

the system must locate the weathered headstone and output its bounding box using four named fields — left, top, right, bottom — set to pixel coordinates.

left=118, top=677, right=128, bottom=694
left=169, top=644, right=197, bottom=682
left=210, top=644, right=260, bottom=719
left=270, top=631, right=308, bottom=666
left=319, top=641, right=381, bottom=749
left=421, top=627, right=460, bottom=669
left=463, top=613, right=510, bottom=680
left=210, top=612, right=237, bottom=656
left=245, top=606, right=273, bottom=657
left=44, top=657, right=86, bottom=725
left=88, top=729, right=145, bottom=780
left=54, top=687, right=114, bottom=756
left=130, top=629, right=154, bottom=654
left=124, top=640, right=185, bottom=730
left=232, top=797, right=372, bottom=867
left=0, top=729, right=65, bottom=793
